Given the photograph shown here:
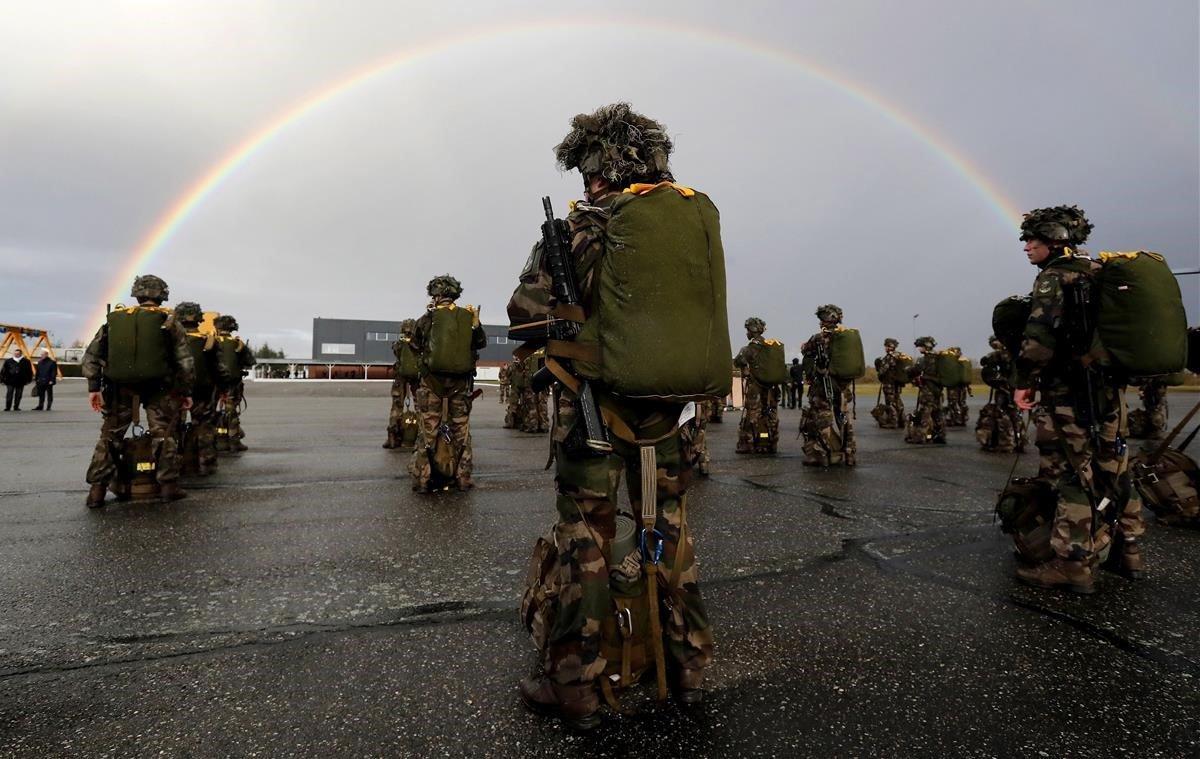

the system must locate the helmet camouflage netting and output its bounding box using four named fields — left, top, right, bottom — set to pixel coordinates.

left=816, top=304, right=844, bottom=324
left=884, top=338, right=899, bottom=348
left=554, top=103, right=673, bottom=187
left=400, top=318, right=416, bottom=334
left=1019, top=205, right=1092, bottom=246
left=915, top=336, right=937, bottom=349
left=744, top=317, right=766, bottom=334
left=427, top=275, right=463, bottom=300
left=131, top=274, right=169, bottom=302
left=214, top=315, right=239, bottom=332
left=174, top=301, right=203, bottom=322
